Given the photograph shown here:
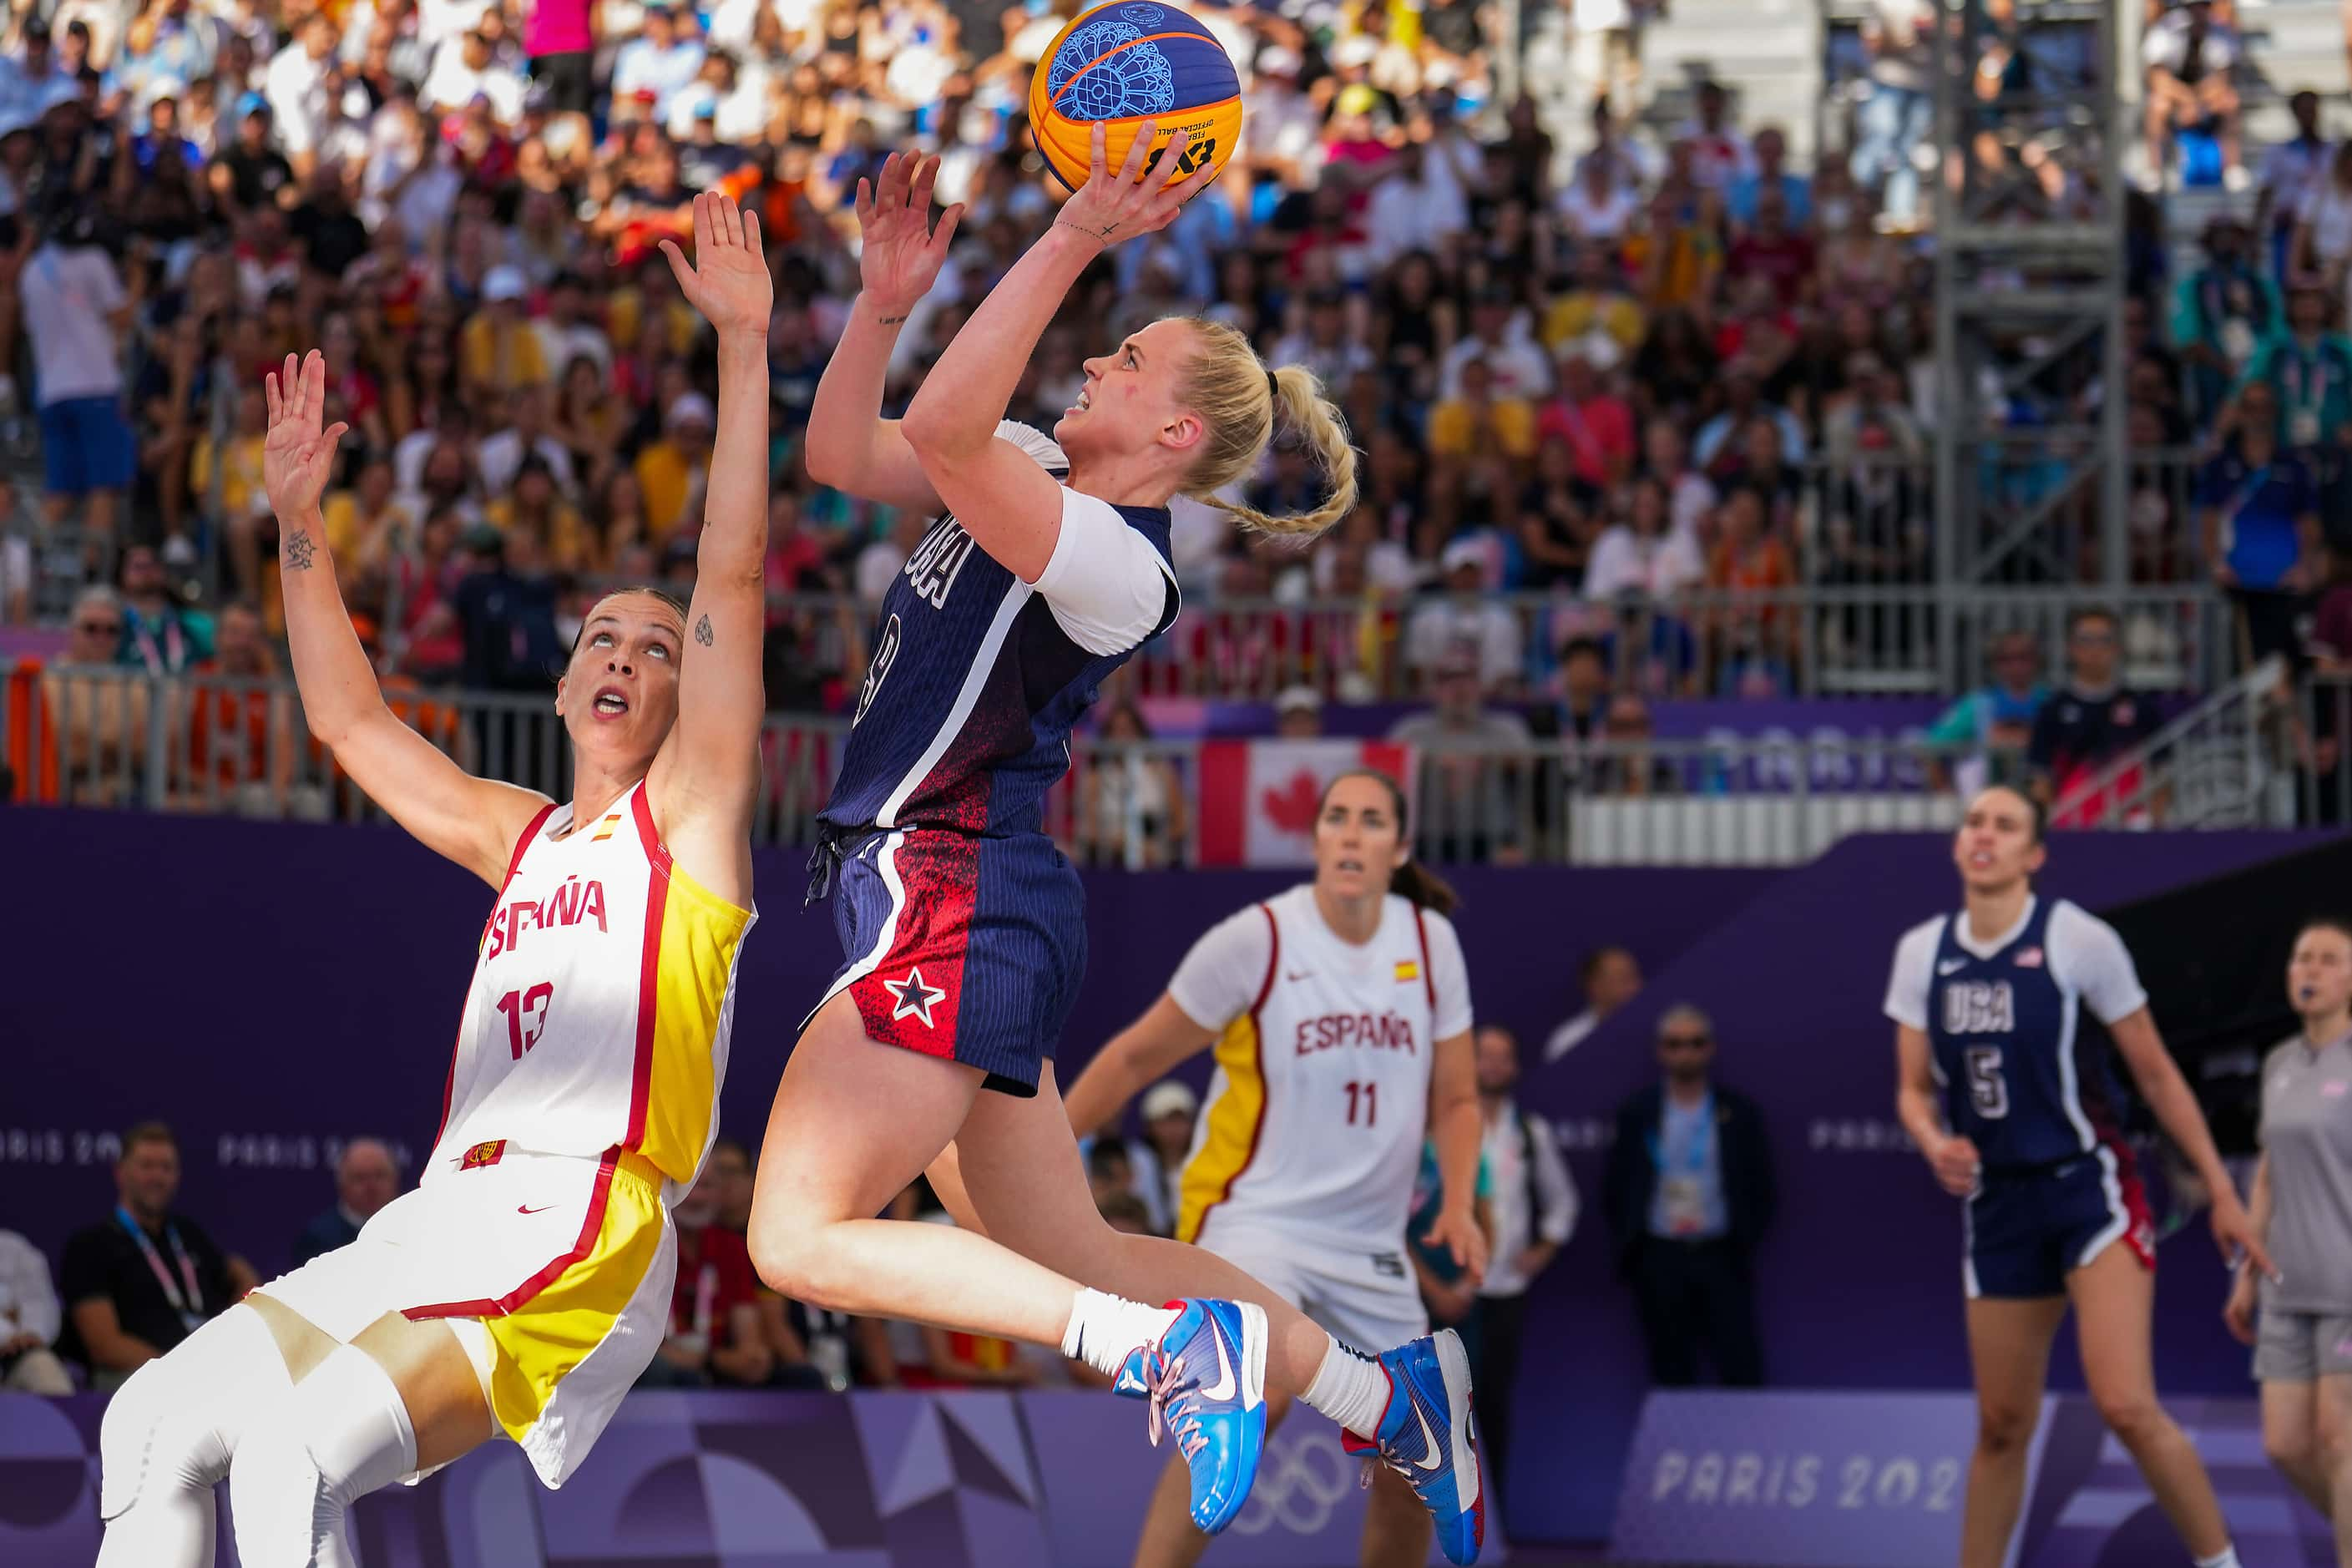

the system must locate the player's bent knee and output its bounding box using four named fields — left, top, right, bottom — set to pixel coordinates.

left=99, top=1325, right=265, bottom=1519
left=1976, top=1403, right=2038, bottom=1455
left=229, top=1343, right=418, bottom=1566
left=2092, top=1393, right=2167, bottom=1448
left=2266, top=1425, right=2319, bottom=1475
left=747, top=1217, right=841, bottom=1308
